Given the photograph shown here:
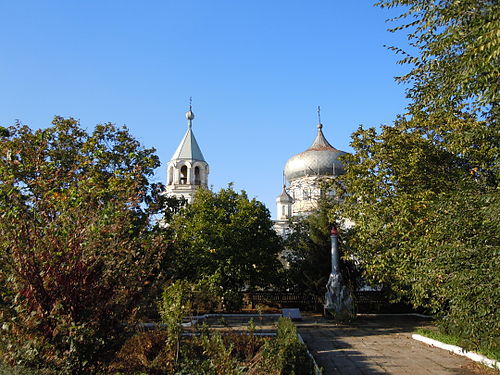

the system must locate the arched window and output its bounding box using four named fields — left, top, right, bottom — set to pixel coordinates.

left=282, top=205, right=286, bottom=217
left=180, top=165, right=187, bottom=184
left=194, top=166, right=201, bottom=185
